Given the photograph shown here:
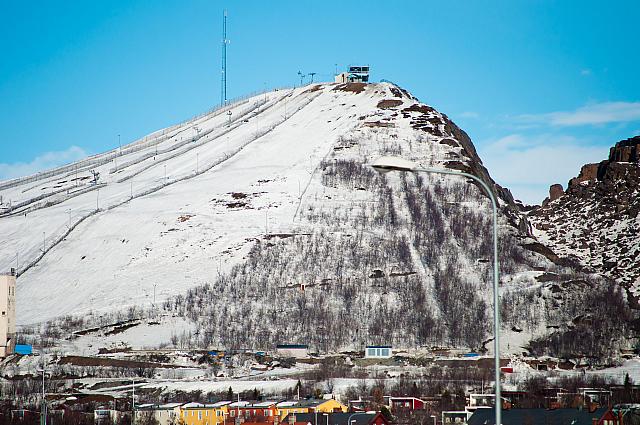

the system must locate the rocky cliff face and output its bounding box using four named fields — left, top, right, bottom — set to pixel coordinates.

left=530, top=136, right=640, bottom=304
